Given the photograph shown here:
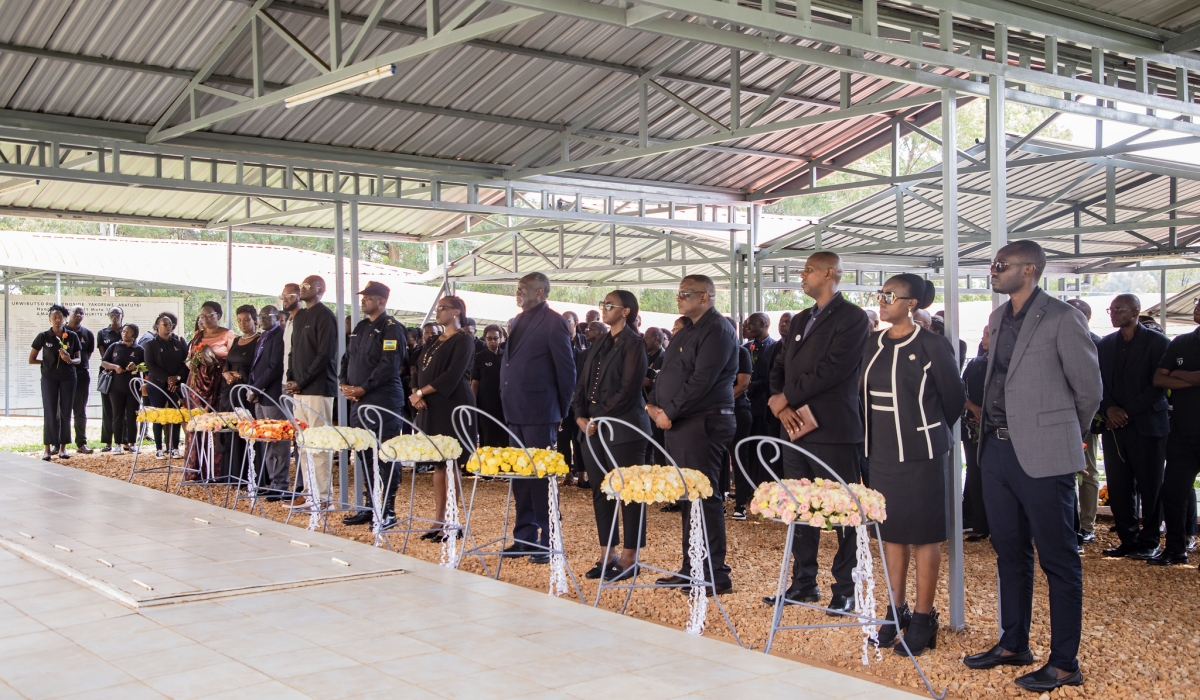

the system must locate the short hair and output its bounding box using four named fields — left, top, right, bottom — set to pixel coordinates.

left=155, top=312, right=178, bottom=329
left=808, top=251, right=843, bottom=273
left=440, top=295, right=467, bottom=322
left=121, top=322, right=140, bottom=338
left=235, top=304, right=258, bottom=322
left=462, top=317, right=476, bottom=328
left=1066, top=298, right=1092, bottom=320
left=108, top=306, right=123, bottom=315
left=422, top=321, right=439, bottom=329
left=261, top=304, right=278, bottom=316
left=483, top=324, right=503, bottom=337
left=48, top=303, right=69, bottom=317
left=562, top=310, right=579, bottom=322
left=200, top=300, right=223, bottom=319
left=70, top=305, right=84, bottom=314
left=1114, top=293, right=1141, bottom=312
left=520, top=272, right=551, bottom=298
left=1001, top=240, right=1047, bottom=279
left=681, top=274, right=716, bottom=295
left=747, top=312, right=770, bottom=325
left=645, top=327, right=664, bottom=340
